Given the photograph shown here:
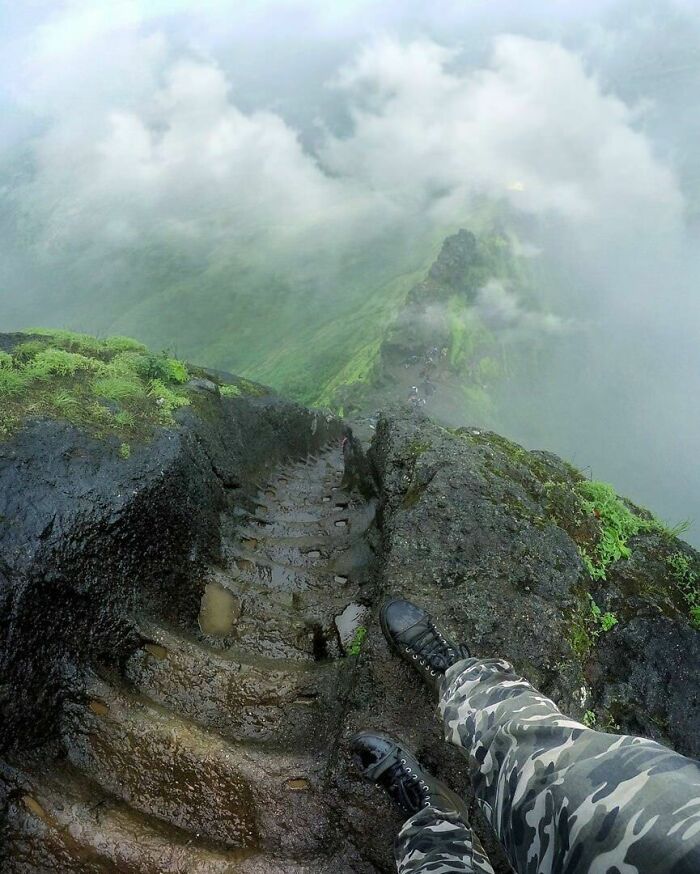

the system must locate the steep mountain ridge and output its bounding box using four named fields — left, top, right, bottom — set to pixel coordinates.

left=0, top=332, right=697, bottom=872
